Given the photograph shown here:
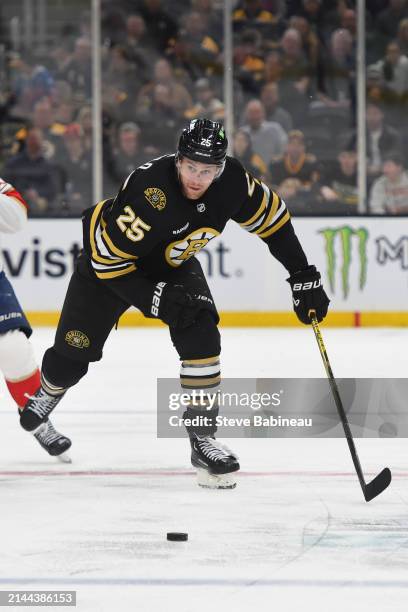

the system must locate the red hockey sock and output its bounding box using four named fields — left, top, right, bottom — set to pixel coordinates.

left=6, top=368, right=41, bottom=408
